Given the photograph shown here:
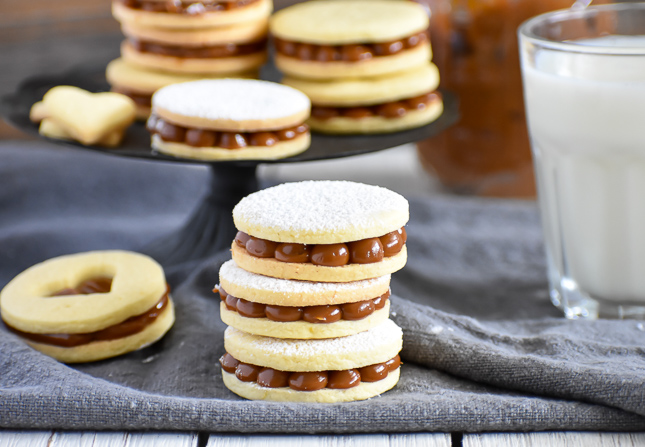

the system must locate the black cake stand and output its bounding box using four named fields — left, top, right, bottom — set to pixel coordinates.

left=2, top=67, right=458, bottom=267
